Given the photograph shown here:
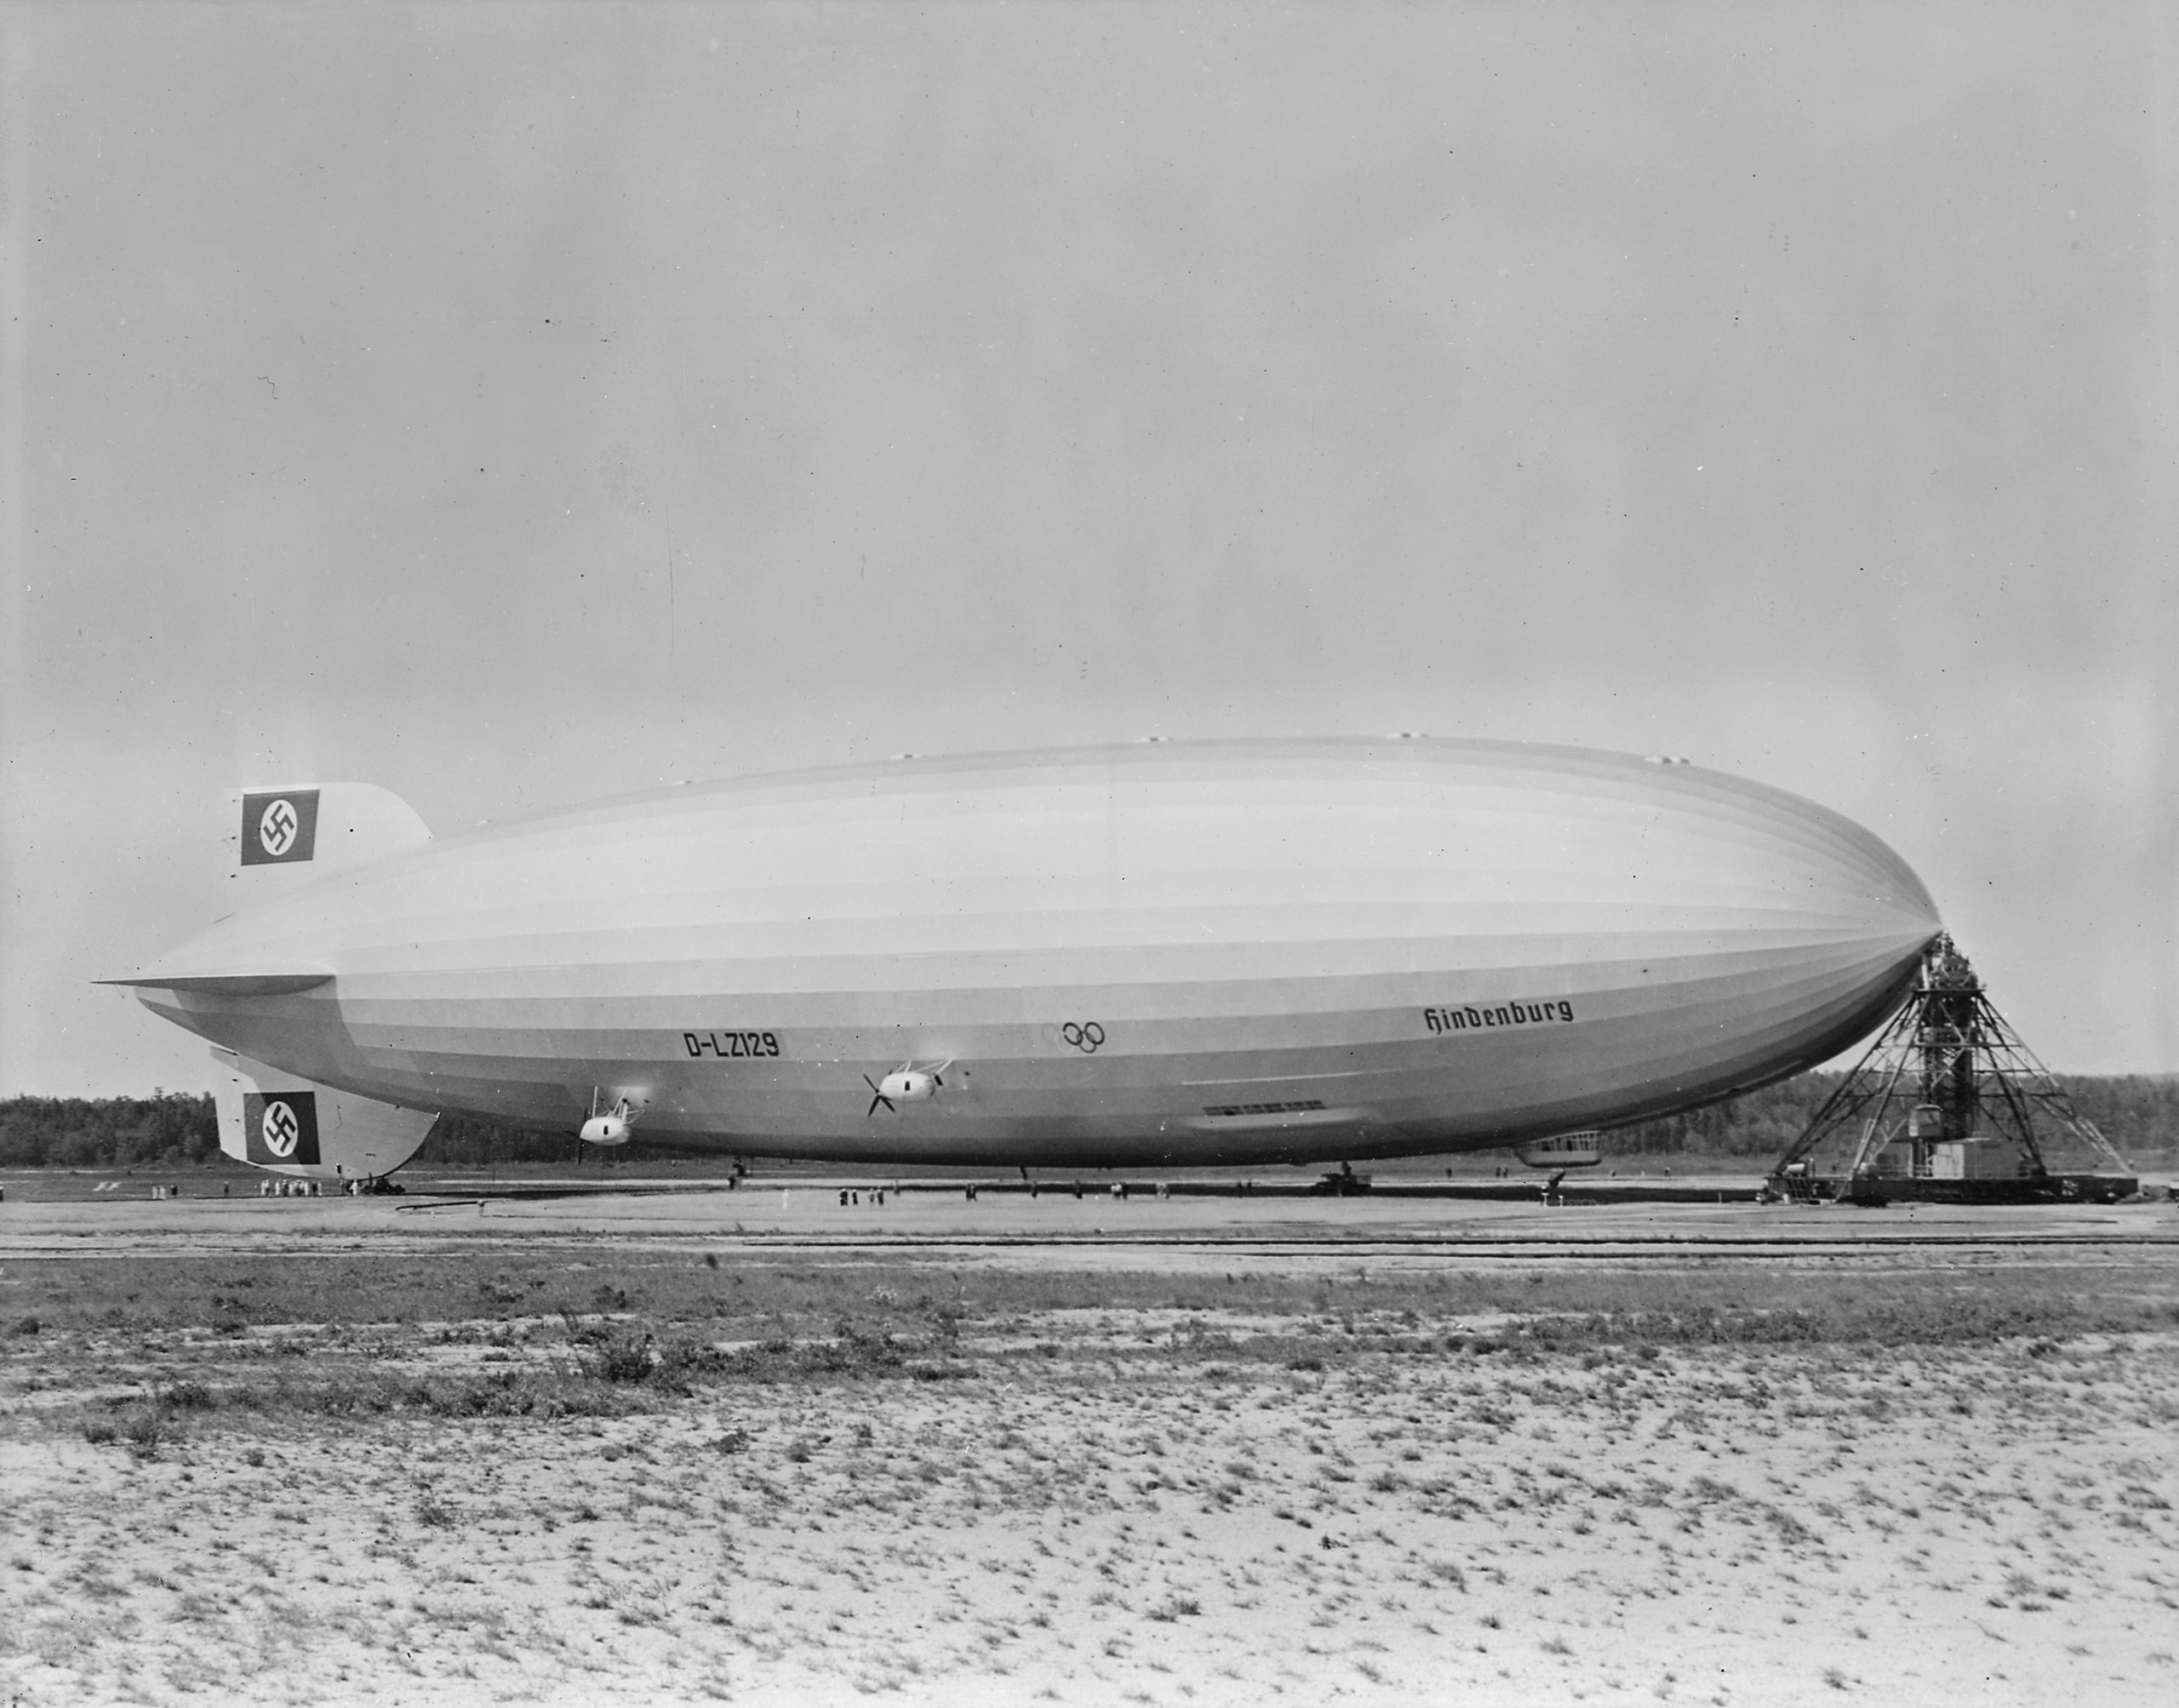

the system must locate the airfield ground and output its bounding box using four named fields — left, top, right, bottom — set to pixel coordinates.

left=2, top=1183, right=2175, bottom=1707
